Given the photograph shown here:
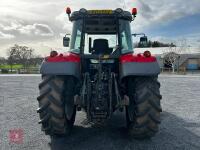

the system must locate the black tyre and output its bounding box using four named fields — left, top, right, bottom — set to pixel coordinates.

left=126, top=76, right=162, bottom=139
left=37, top=75, right=76, bottom=136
